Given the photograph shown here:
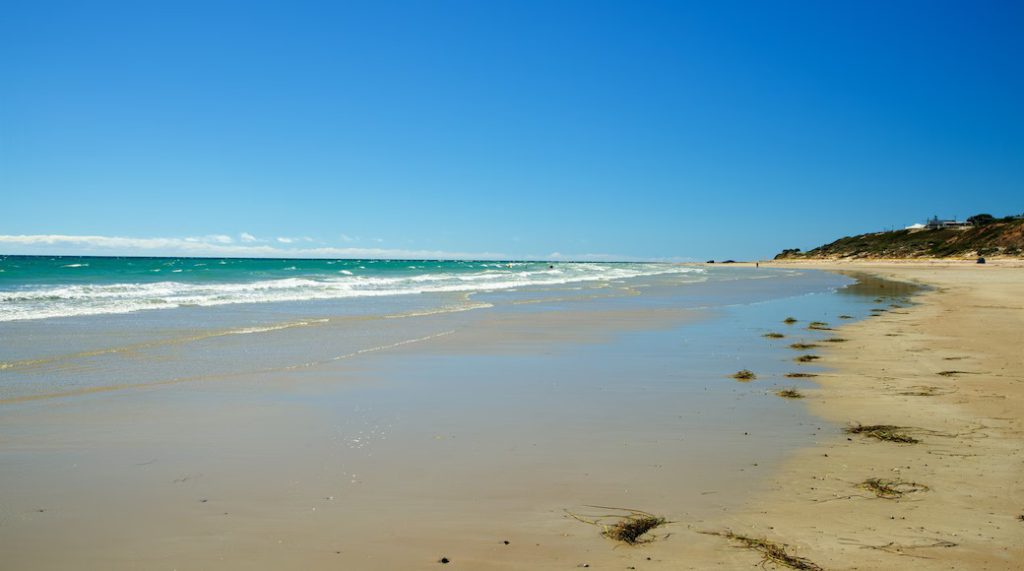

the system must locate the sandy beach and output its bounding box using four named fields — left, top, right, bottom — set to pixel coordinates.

left=703, top=260, right=1023, bottom=570
left=2, top=262, right=1022, bottom=570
